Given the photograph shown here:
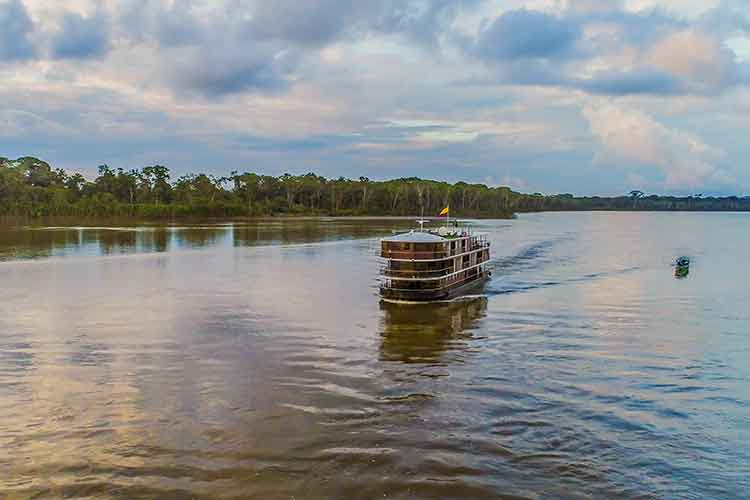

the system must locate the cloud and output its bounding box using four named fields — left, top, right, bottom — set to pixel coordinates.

left=583, top=101, right=731, bottom=190
left=645, top=29, right=736, bottom=93
left=469, top=4, right=749, bottom=97
left=115, top=0, right=199, bottom=46
left=227, top=131, right=364, bottom=152
left=475, top=63, right=686, bottom=96
left=234, top=0, right=481, bottom=50
left=577, top=68, right=685, bottom=95
left=697, top=0, right=750, bottom=38
left=109, top=0, right=478, bottom=97
left=34, top=1, right=740, bottom=99
left=0, top=0, right=36, bottom=61
left=567, top=0, right=627, bottom=14
left=476, top=9, right=581, bottom=61
left=372, top=0, right=482, bottom=48
left=167, top=45, right=295, bottom=97
left=115, top=1, right=299, bottom=96
left=50, top=9, right=111, bottom=59
left=247, top=0, right=374, bottom=46
left=148, top=0, right=207, bottom=48
left=577, top=7, right=685, bottom=48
